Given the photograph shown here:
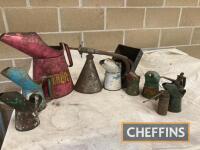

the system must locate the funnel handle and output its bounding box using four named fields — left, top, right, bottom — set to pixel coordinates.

left=61, top=43, right=73, bottom=67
